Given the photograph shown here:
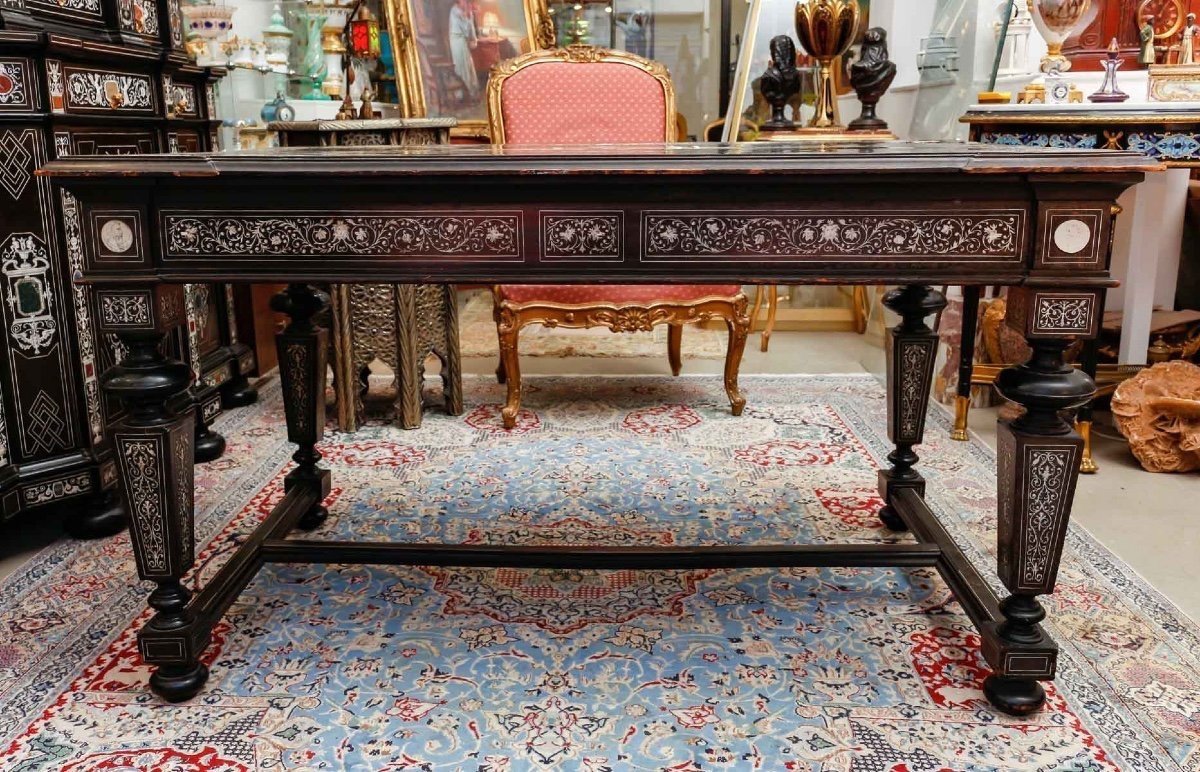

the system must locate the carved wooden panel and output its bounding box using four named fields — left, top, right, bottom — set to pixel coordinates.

left=0, top=59, right=36, bottom=113
left=48, top=61, right=158, bottom=117
left=0, top=128, right=80, bottom=464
